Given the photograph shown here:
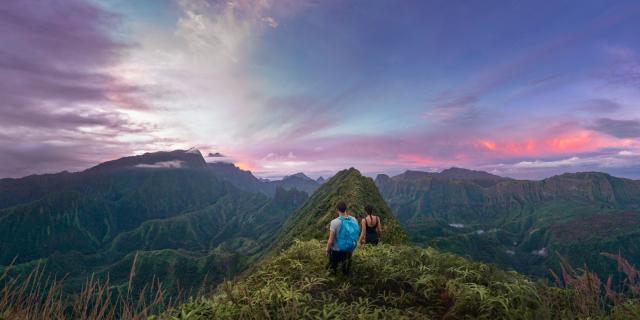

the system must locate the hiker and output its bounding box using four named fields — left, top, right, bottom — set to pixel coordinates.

left=326, top=201, right=360, bottom=275
left=359, top=204, right=382, bottom=245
